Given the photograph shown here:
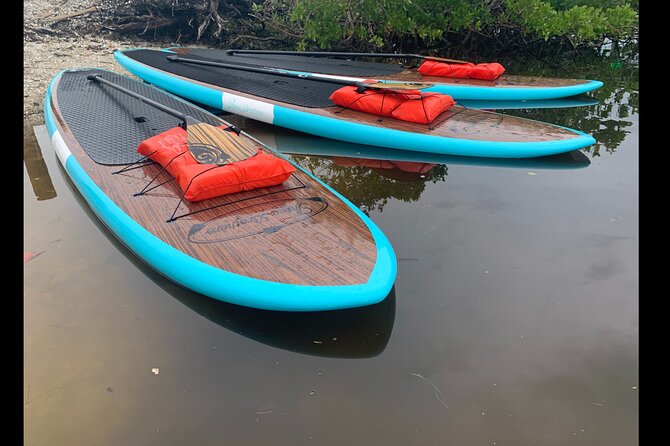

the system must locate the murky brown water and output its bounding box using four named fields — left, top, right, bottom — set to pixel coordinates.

left=25, top=55, right=637, bottom=445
